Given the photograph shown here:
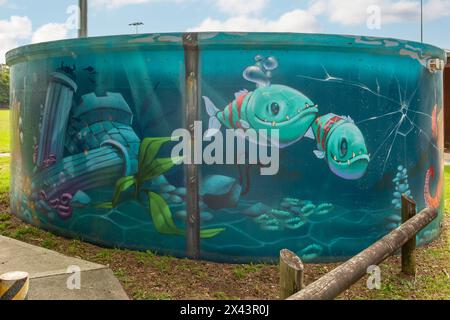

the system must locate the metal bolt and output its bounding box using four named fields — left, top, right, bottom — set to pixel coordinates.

left=427, top=58, right=445, bottom=73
